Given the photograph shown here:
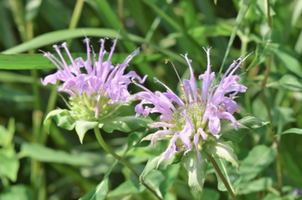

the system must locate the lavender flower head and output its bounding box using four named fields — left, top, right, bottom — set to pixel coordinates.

left=133, top=48, right=251, bottom=162
left=41, top=34, right=146, bottom=121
